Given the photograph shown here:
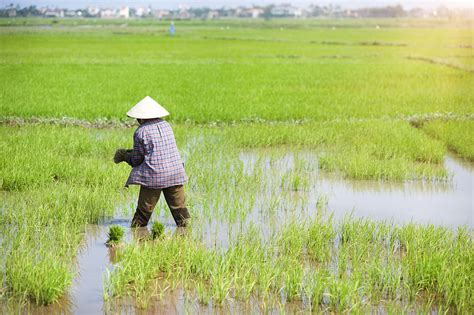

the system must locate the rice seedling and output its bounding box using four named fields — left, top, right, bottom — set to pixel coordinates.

left=303, top=270, right=328, bottom=311
left=151, top=222, right=165, bottom=240
left=280, top=258, right=305, bottom=301
left=106, top=226, right=124, bottom=246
